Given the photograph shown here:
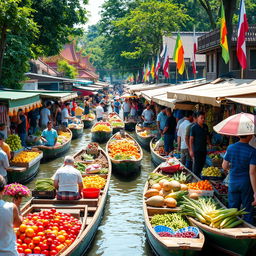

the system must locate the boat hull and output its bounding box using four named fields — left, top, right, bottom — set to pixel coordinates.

left=136, top=133, right=152, bottom=150
left=125, top=122, right=136, bottom=131
left=70, top=127, right=83, bottom=140
left=111, top=160, right=141, bottom=176
left=83, top=119, right=94, bottom=129
left=7, top=160, right=40, bottom=184
left=112, top=127, right=124, bottom=134
left=91, top=131, right=112, bottom=143
left=150, top=139, right=165, bottom=166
